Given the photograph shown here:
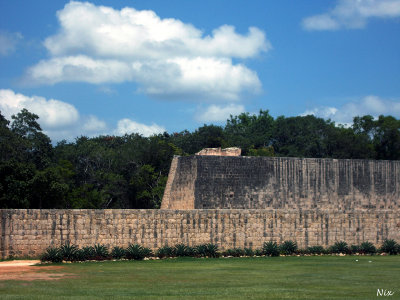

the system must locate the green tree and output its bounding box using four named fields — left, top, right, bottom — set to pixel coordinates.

left=224, top=110, right=274, bottom=154
left=130, top=164, right=167, bottom=208
left=0, top=162, right=35, bottom=208
left=11, top=108, right=52, bottom=169
left=0, top=111, right=20, bottom=162
left=373, top=115, right=400, bottom=160
left=272, top=115, right=329, bottom=157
